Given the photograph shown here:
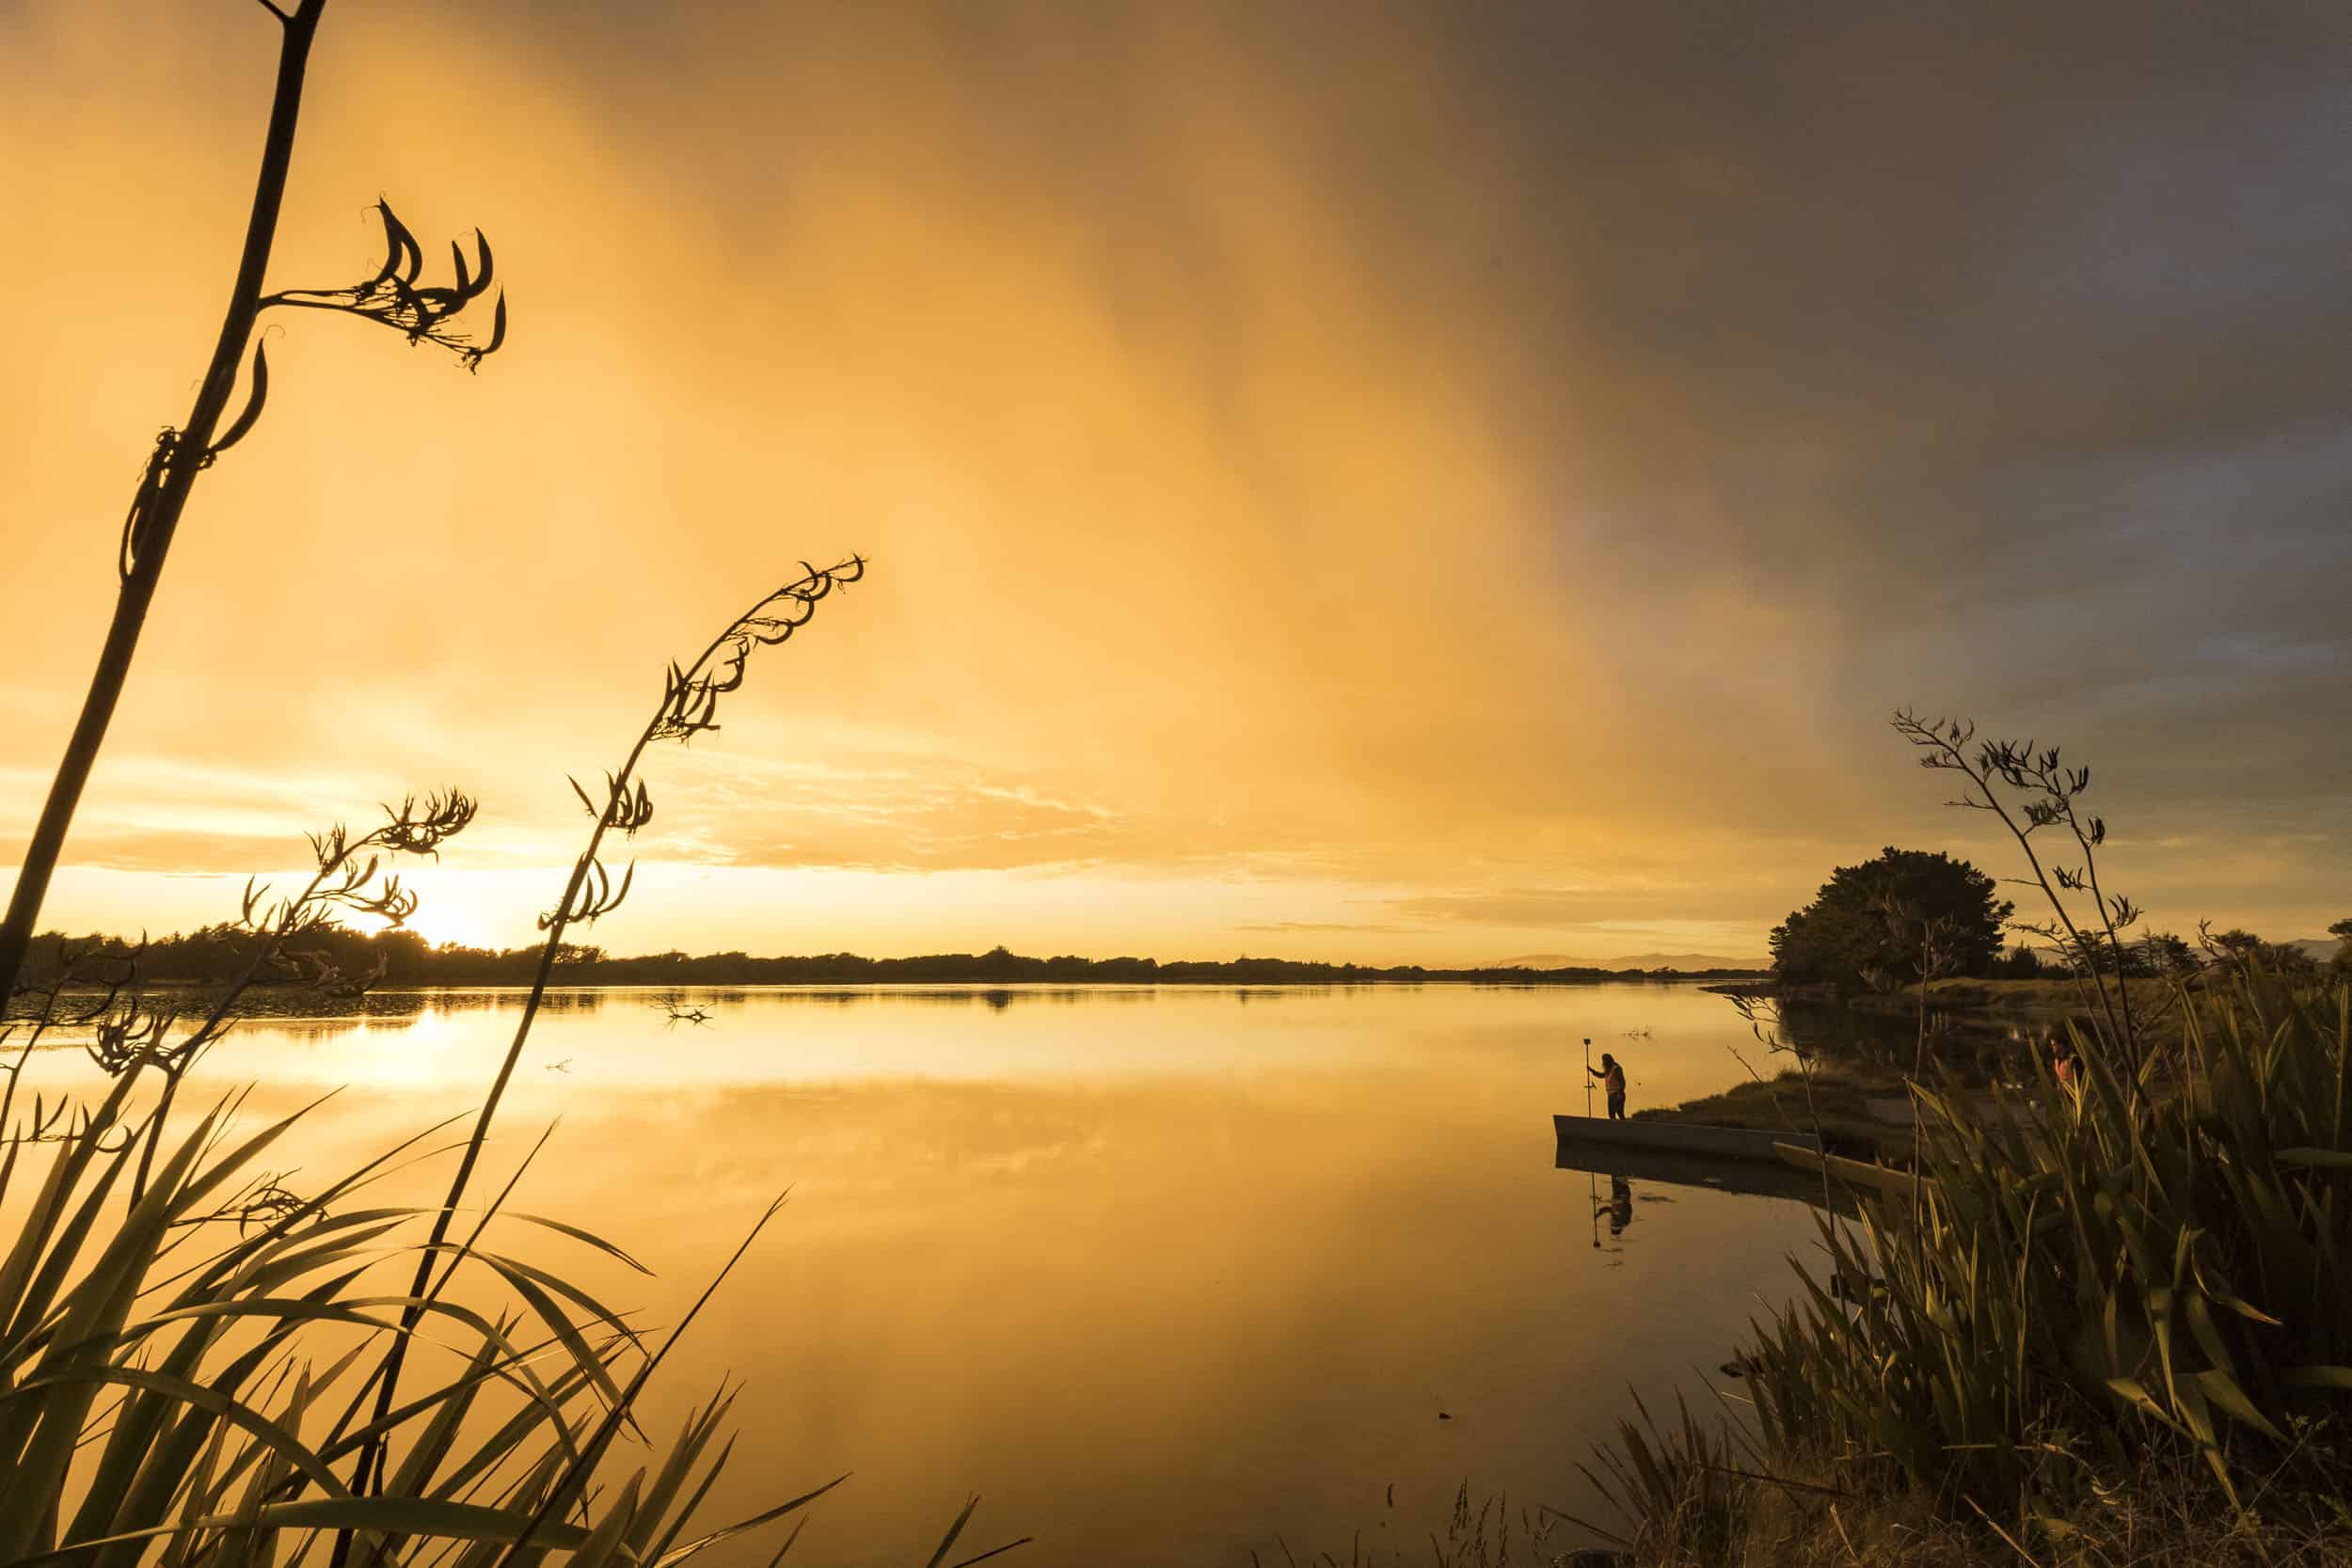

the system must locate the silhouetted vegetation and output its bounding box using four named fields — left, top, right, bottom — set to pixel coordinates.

left=0, top=0, right=501, bottom=1004
left=1987, top=941, right=2054, bottom=977
left=348, top=557, right=879, bottom=1553
left=1894, top=713, right=2166, bottom=1071
left=1, top=6, right=1022, bottom=1558
left=8, top=930, right=1766, bottom=1001
left=2201, top=925, right=2328, bottom=982
left=2, top=553, right=1034, bottom=1563
left=1584, top=715, right=2352, bottom=1567
left=1768, top=847, right=2011, bottom=990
